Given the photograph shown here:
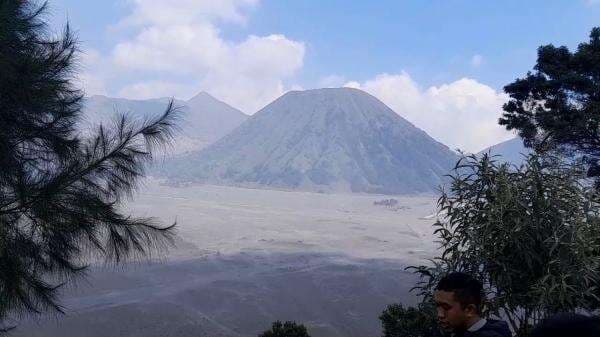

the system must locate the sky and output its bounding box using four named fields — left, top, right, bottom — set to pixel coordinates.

left=47, top=0, right=600, bottom=152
